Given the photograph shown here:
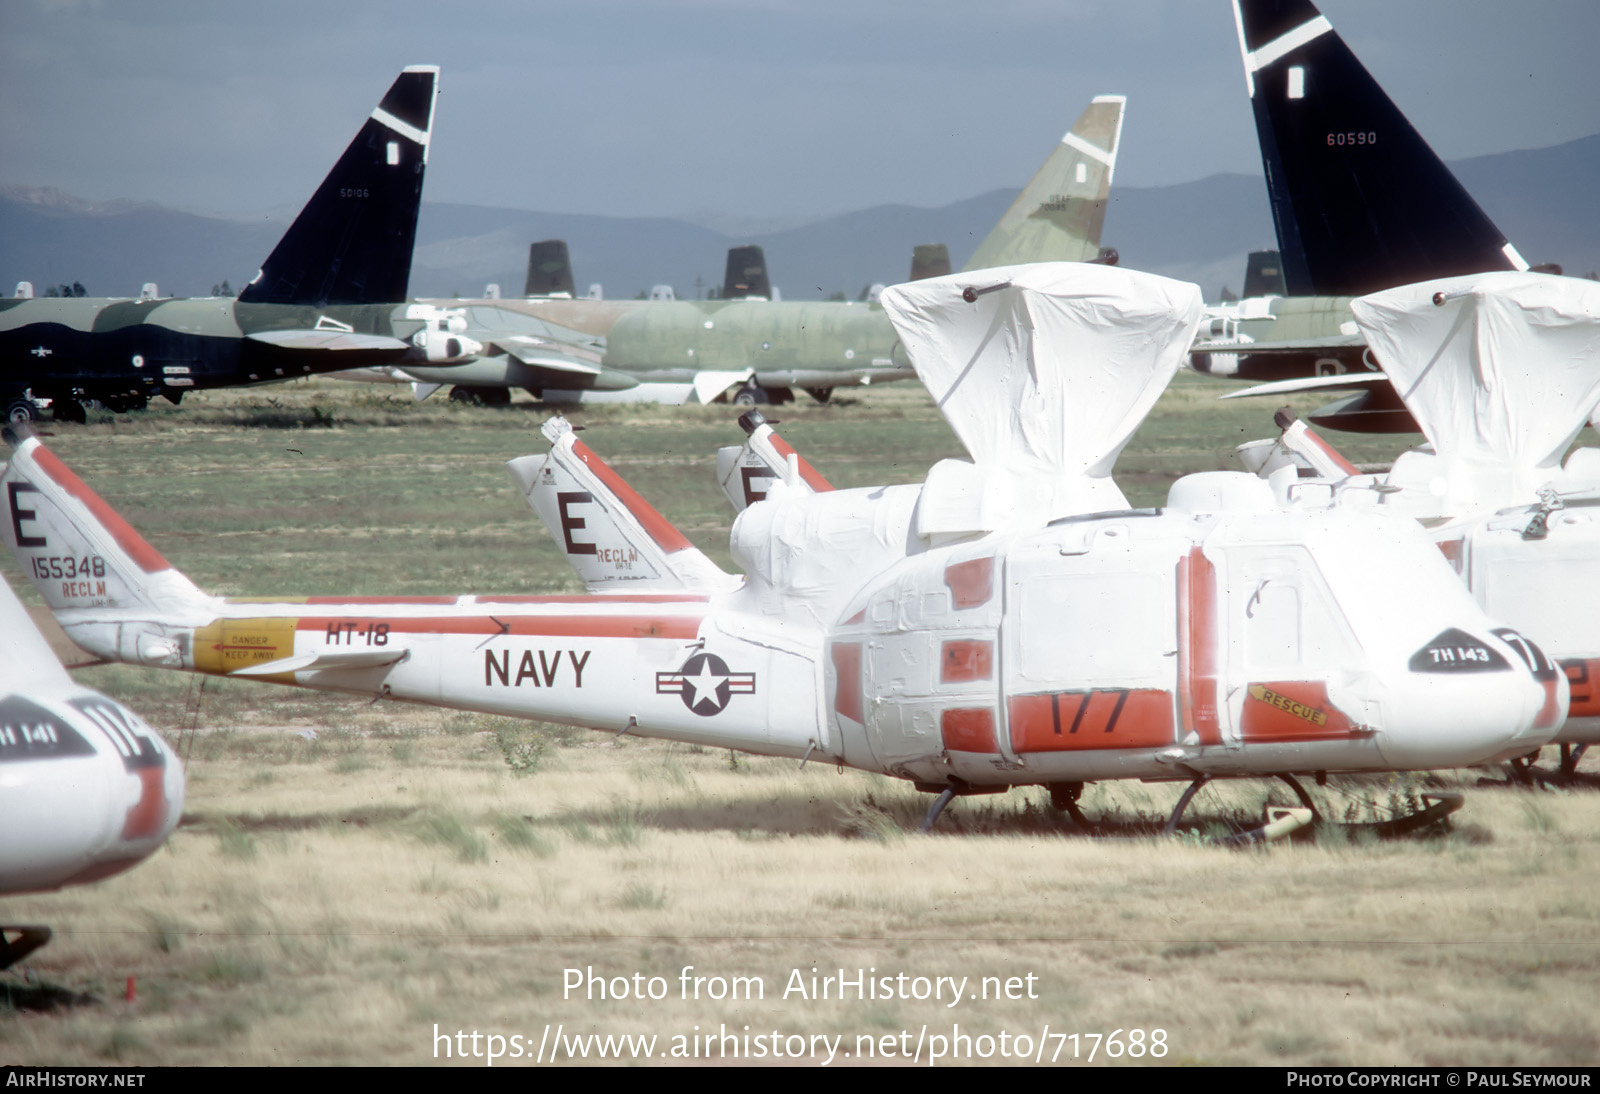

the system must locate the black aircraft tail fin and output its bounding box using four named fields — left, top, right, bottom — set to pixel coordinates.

left=910, top=243, right=952, bottom=282
left=1233, top=0, right=1524, bottom=296
left=1242, top=249, right=1287, bottom=297
left=525, top=240, right=576, bottom=297
left=239, top=65, right=439, bottom=307
left=722, top=245, right=771, bottom=300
